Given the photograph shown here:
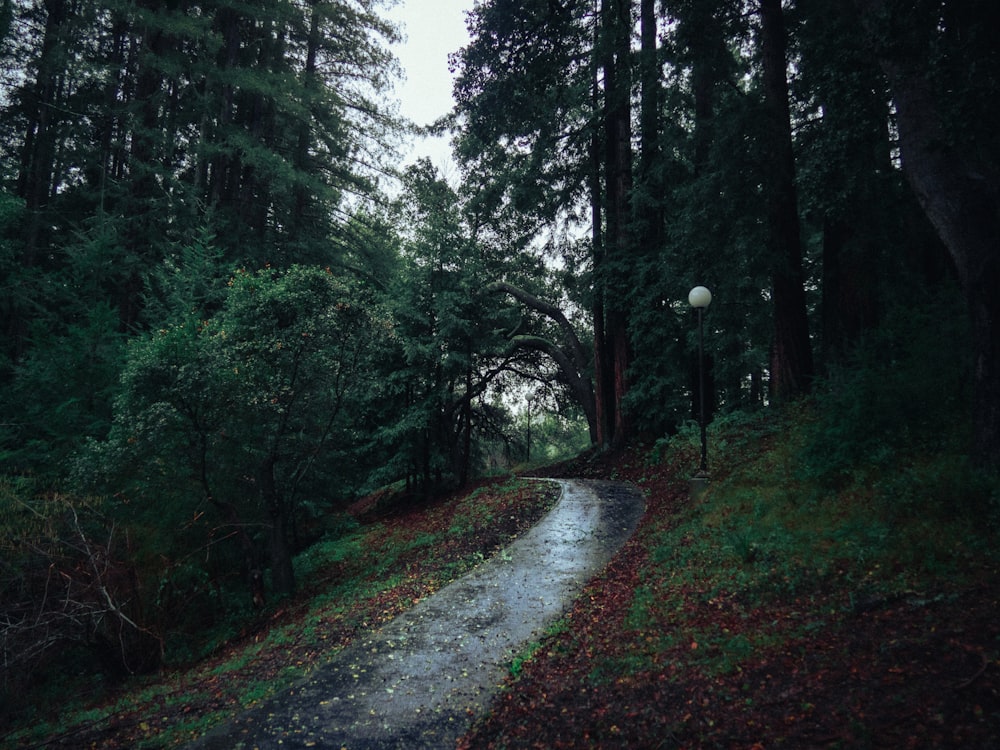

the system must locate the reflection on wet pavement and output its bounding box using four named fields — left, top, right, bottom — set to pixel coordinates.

left=190, top=479, right=644, bottom=749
